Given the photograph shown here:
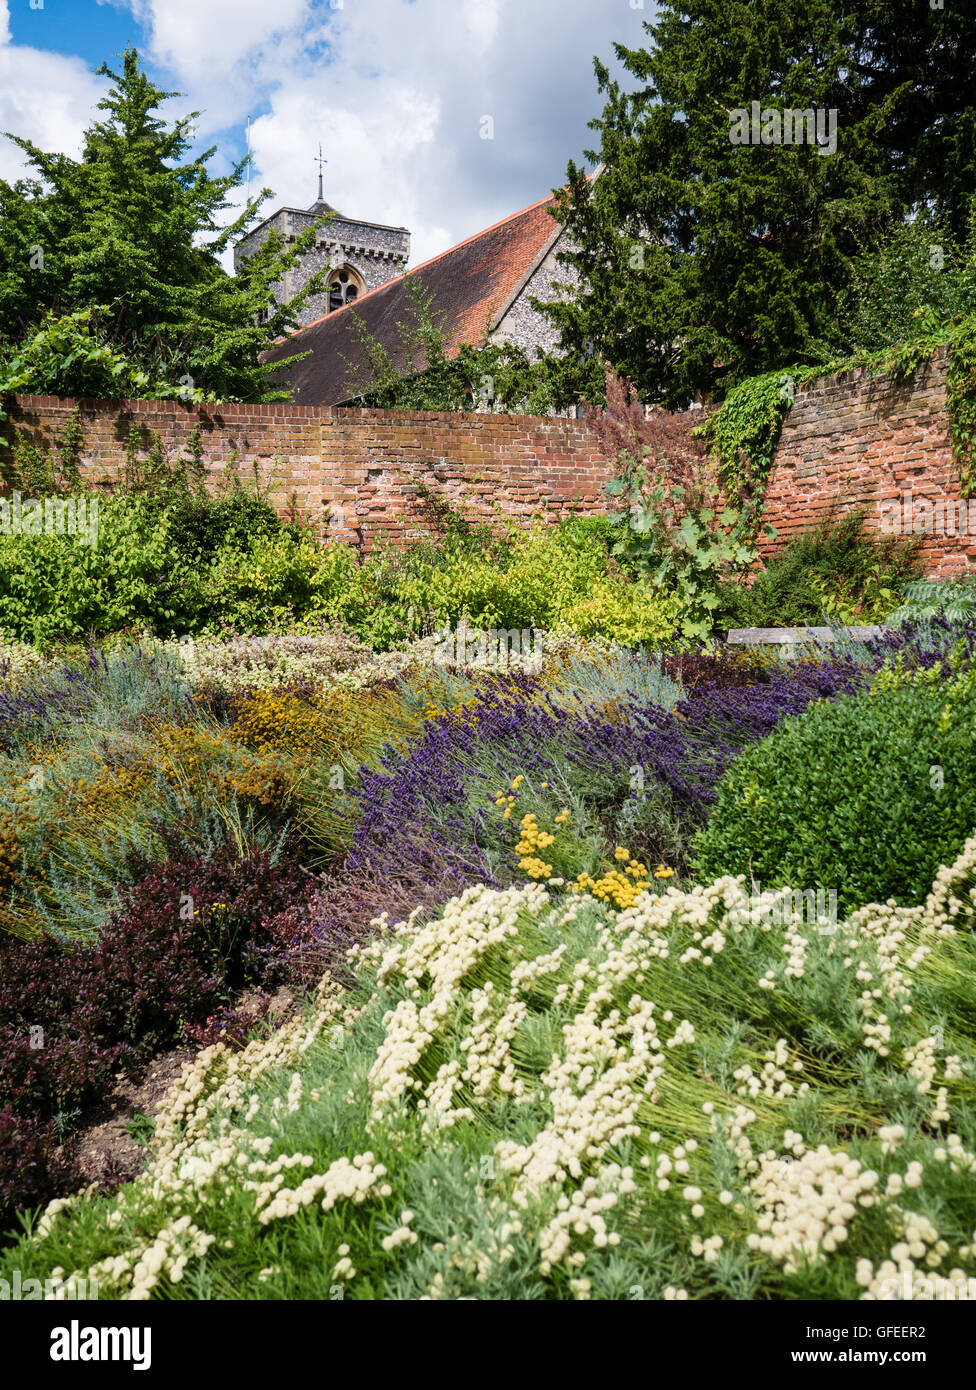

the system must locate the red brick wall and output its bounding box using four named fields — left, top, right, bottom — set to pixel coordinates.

left=0, top=395, right=613, bottom=549
left=1, top=351, right=972, bottom=577
left=757, top=346, right=971, bottom=579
